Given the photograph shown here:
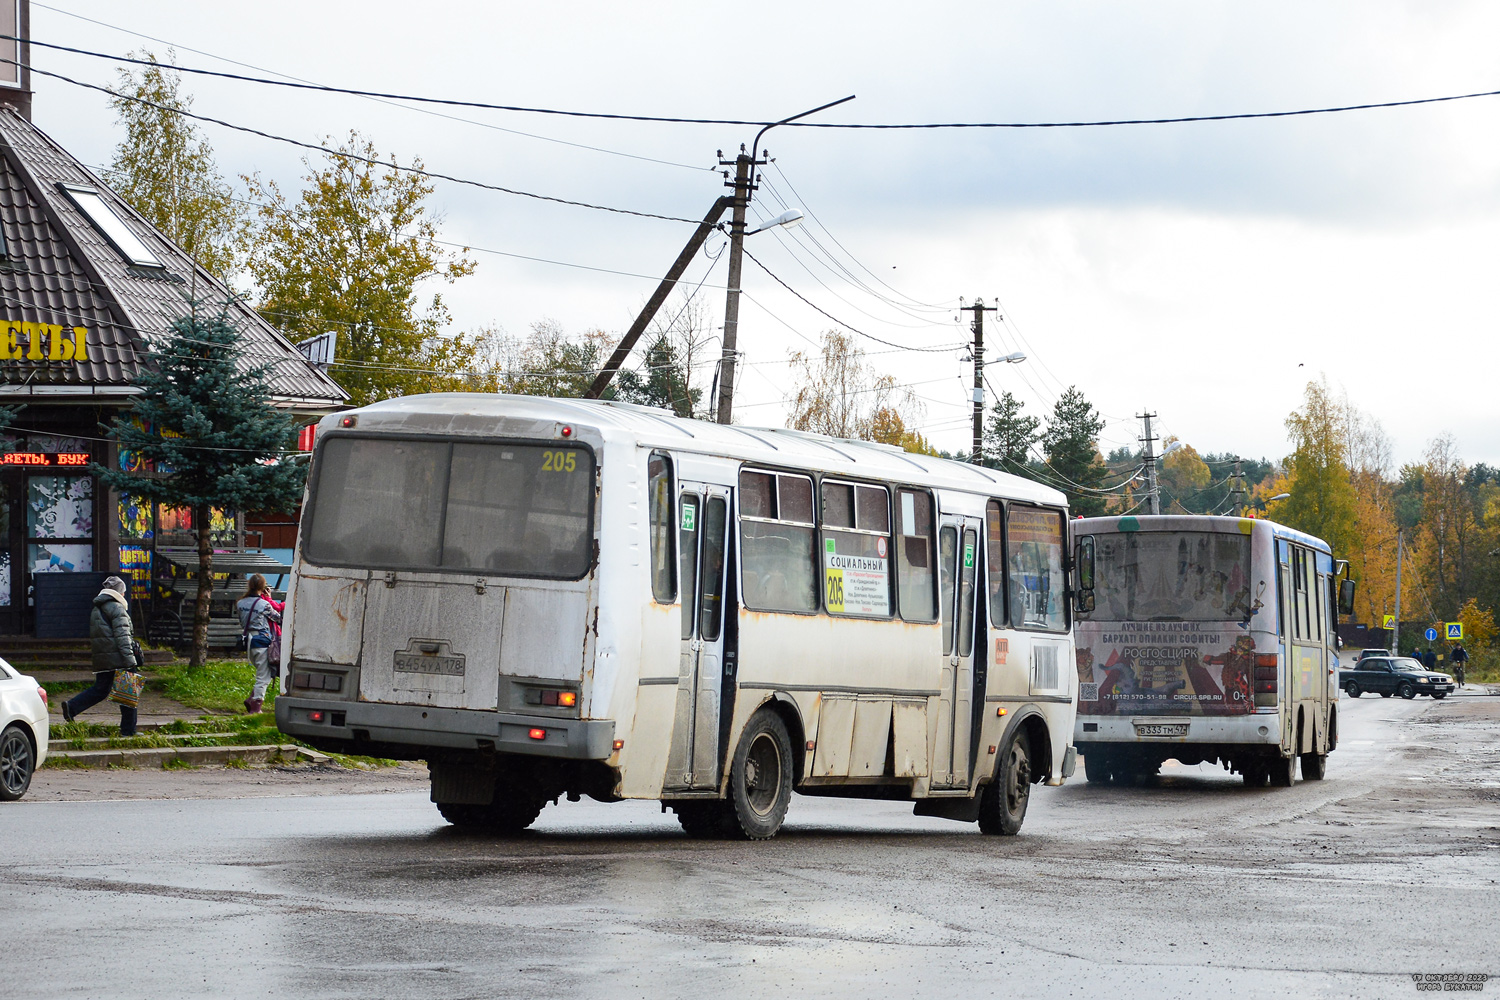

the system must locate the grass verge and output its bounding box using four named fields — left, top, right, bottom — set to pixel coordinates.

left=156, top=659, right=279, bottom=714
